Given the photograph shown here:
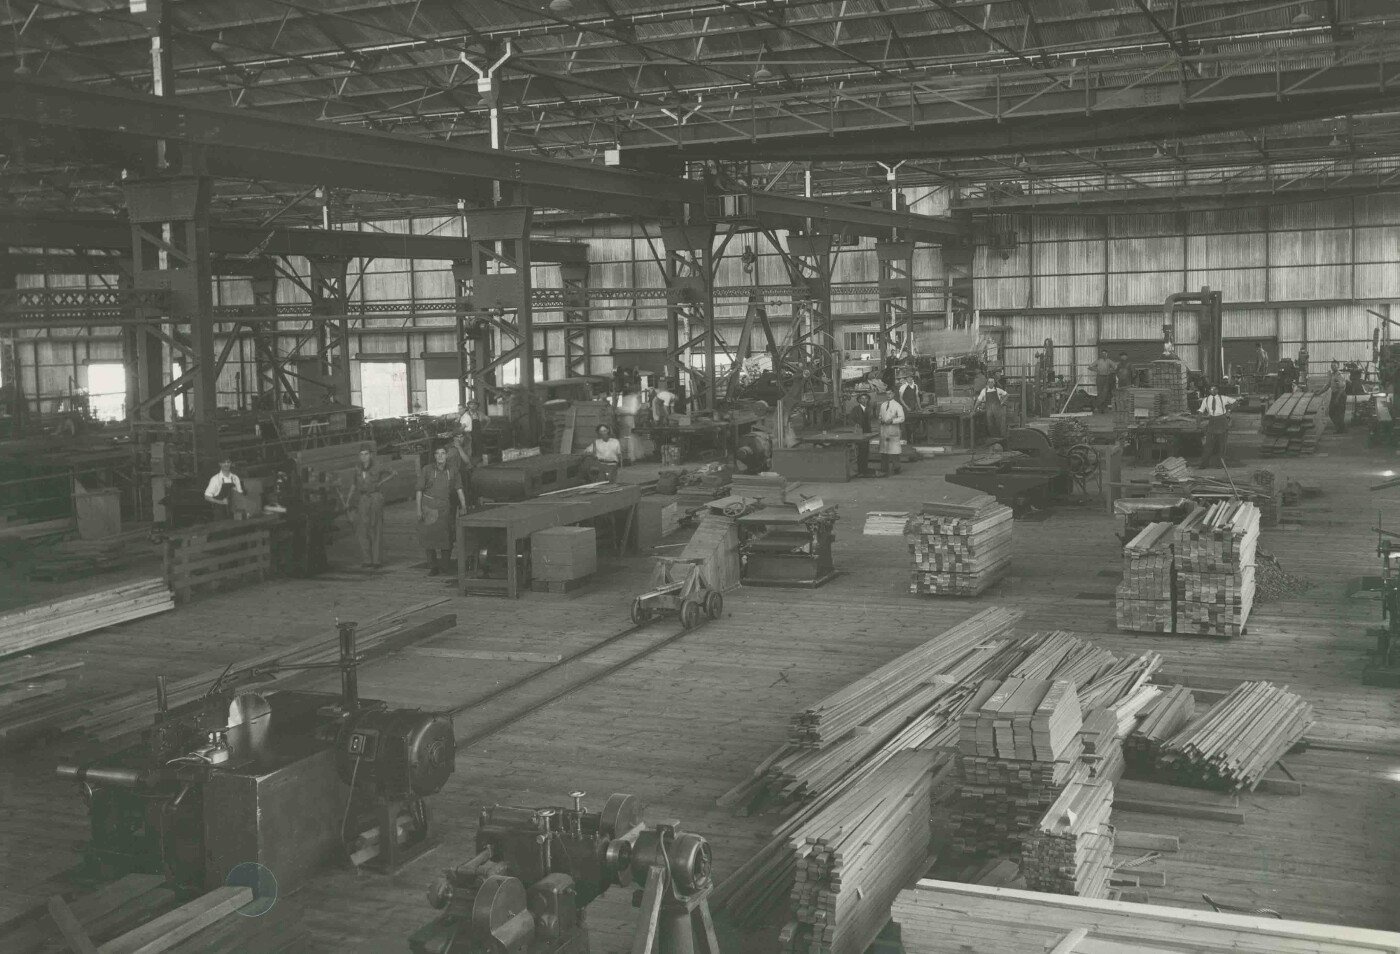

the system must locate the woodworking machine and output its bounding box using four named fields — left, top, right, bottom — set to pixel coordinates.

left=945, top=427, right=1074, bottom=508
left=56, top=623, right=456, bottom=894
left=411, top=793, right=720, bottom=954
